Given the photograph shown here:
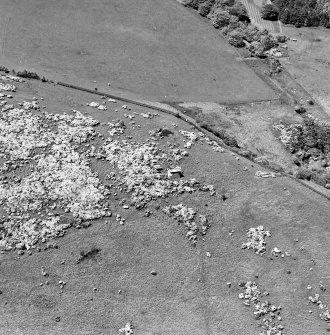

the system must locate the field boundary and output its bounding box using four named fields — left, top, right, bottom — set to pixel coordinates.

left=57, top=81, right=330, bottom=203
